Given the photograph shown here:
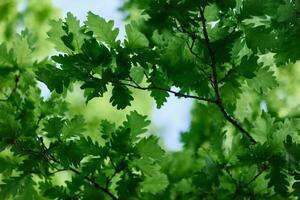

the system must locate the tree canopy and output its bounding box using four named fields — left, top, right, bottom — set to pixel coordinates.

left=1, top=0, right=300, bottom=199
